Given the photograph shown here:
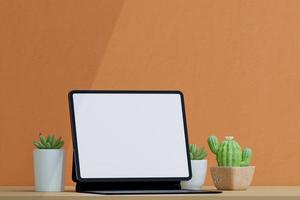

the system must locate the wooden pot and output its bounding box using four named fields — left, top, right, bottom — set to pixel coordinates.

left=210, top=166, right=255, bottom=190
